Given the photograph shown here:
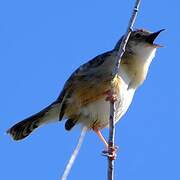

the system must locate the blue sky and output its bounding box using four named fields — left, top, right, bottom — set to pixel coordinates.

left=0, top=0, right=179, bottom=179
